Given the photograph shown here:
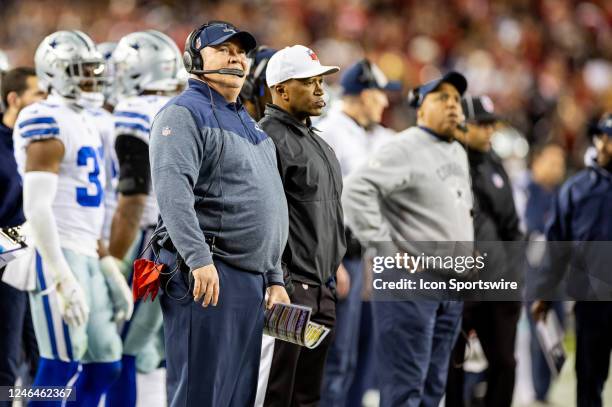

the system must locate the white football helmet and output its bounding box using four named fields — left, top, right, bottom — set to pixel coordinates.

left=97, top=41, right=120, bottom=106
left=113, top=30, right=183, bottom=96
left=35, top=30, right=106, bottom=108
